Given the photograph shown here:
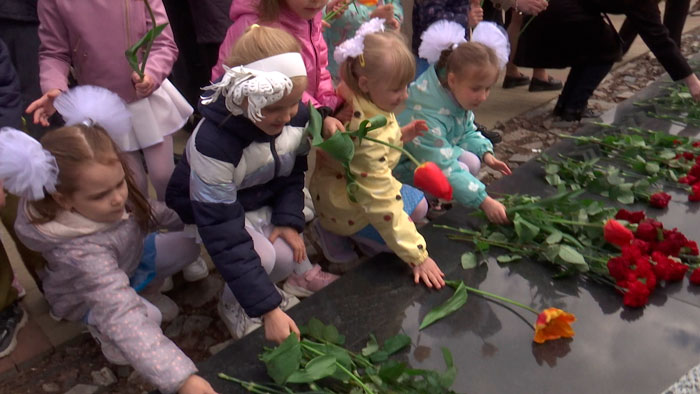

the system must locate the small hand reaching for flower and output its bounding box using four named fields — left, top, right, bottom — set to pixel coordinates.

left=401, top=119, right=427, bottom=142
left=26, top=89, right=61, bottom=126
left=263, top=307, right=300, bottom=344
left=480, top=196, right=509, bottom=224
left=370, top=4, right=400, bottom=29
left=483, top=152, right=512, bottom=176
